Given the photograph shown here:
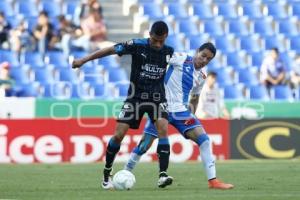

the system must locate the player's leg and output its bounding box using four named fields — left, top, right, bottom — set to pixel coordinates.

left=153, top=102, right=173, bottom=188
left=124, top=130, right=156, bottom=171
left=170, top=111, right=233, bottom=189
left=102, top=122, right=129, bottom=189
left=185, top=126, right=234, bottom=189
left=102, top=100, right=142, bottom=189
